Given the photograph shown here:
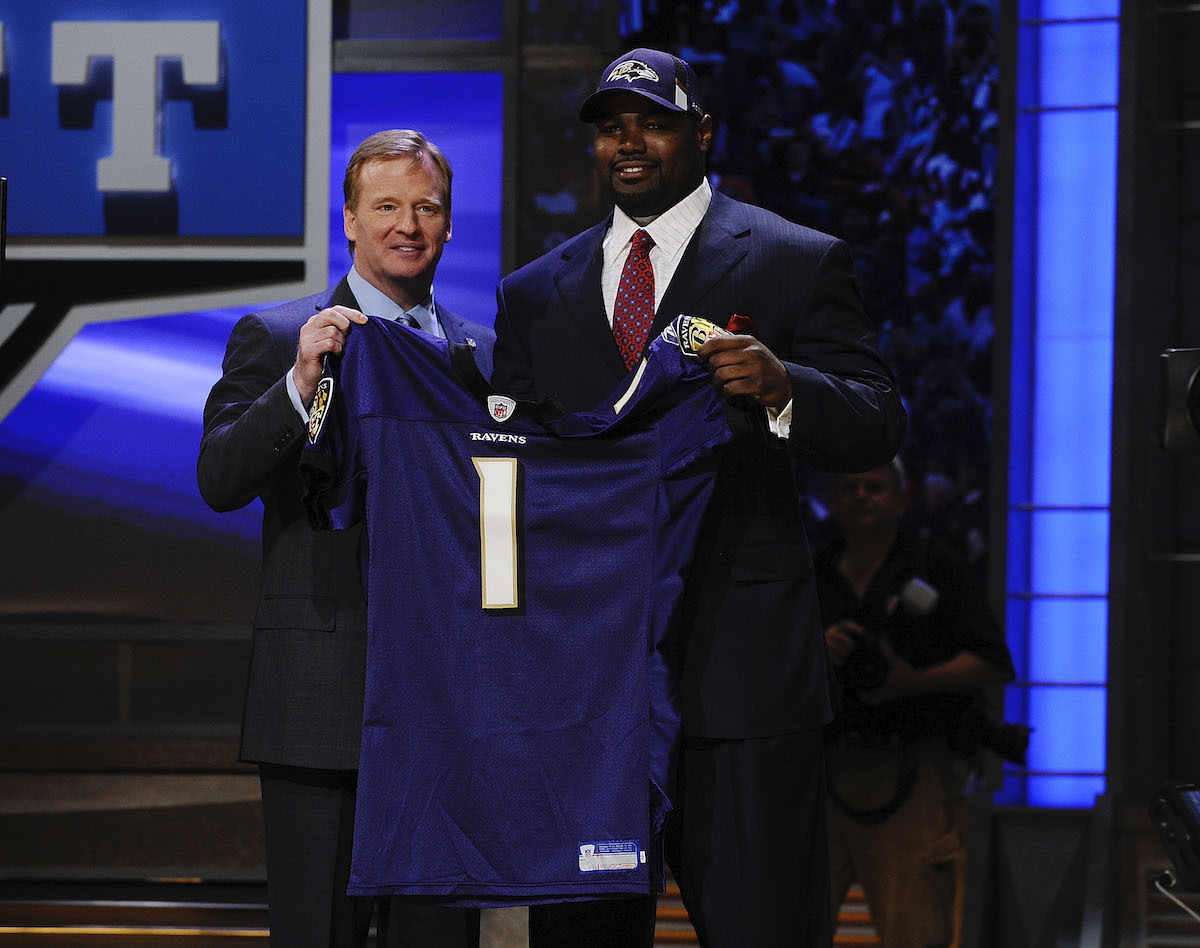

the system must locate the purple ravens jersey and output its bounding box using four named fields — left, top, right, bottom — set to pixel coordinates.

left=301, top=315, right=756, bottom=905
